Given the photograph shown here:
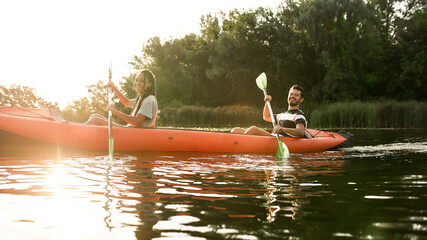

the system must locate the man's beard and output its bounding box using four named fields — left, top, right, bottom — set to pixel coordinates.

left=289, top=98, right=301, bottom=107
